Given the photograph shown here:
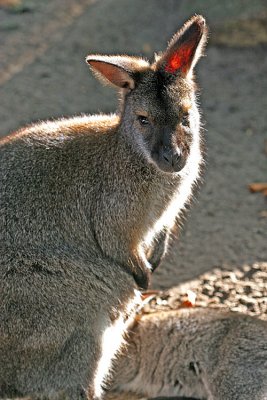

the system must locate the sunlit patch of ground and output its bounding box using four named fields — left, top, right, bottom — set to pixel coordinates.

left=146, top=262, right=267, bottom=319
